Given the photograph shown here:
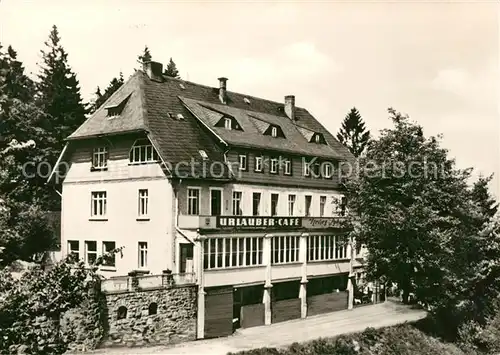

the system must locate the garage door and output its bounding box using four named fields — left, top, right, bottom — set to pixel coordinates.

left=204, top=286, right=234, bottom=338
